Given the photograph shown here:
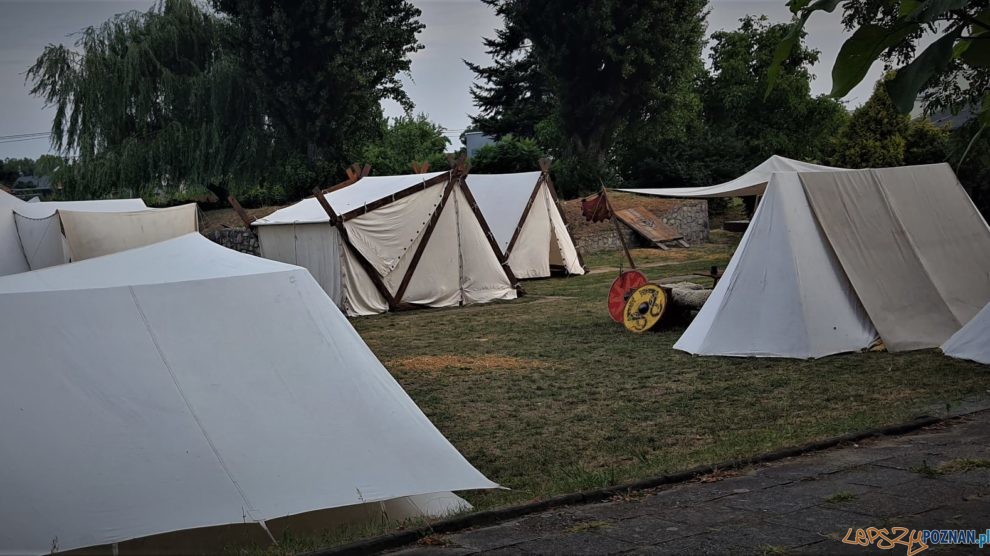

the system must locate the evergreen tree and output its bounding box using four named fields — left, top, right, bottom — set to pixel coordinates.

left=467, top=0, right=707, bottom=194
left=828, top=80, right=911, bottom=168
